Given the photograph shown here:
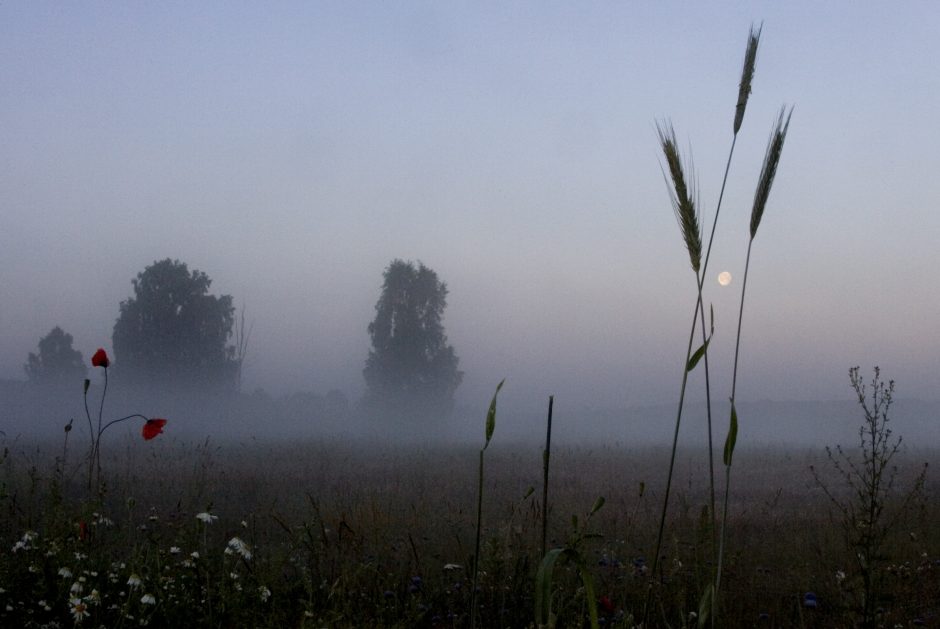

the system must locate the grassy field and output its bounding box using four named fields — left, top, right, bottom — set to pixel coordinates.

left=1, top=434, right=937, bottom=628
